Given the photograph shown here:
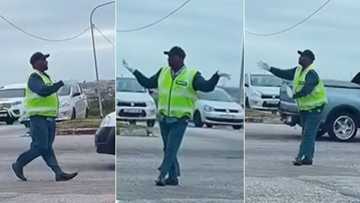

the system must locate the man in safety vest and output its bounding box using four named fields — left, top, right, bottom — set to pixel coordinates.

left=12, top=52, right=78, bottom=181
left=123, top=46, right=230, bottom=186
left=258, top=49, right=327, bottom=166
